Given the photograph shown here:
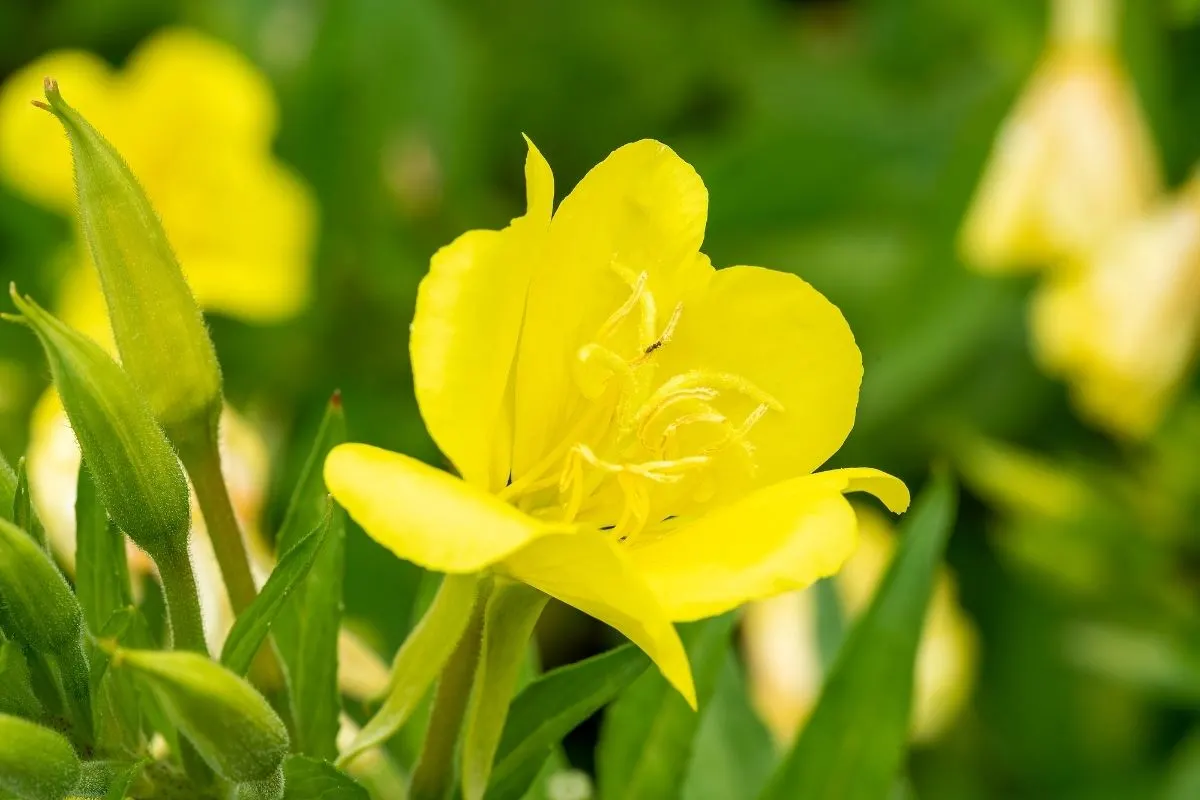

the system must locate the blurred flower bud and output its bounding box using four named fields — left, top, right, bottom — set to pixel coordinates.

left=6, top=288, right=191, bottom=562
left=0, top=517, right=83, bottom=657
left=36, top=79, right=223, bottom=446
left=1032, top=172, right=1200, bottom=438
left=0, top=713, right=81, bottom=800
left=114, top=649, right=289, bottom=782
left=960, top=0, right=1160, bottom=272
left=742, top=507, right=976, bottom=745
